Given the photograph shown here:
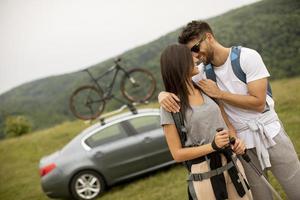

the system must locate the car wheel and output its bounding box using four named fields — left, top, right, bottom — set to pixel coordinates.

left=70, top=170, right=105, bottom=200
